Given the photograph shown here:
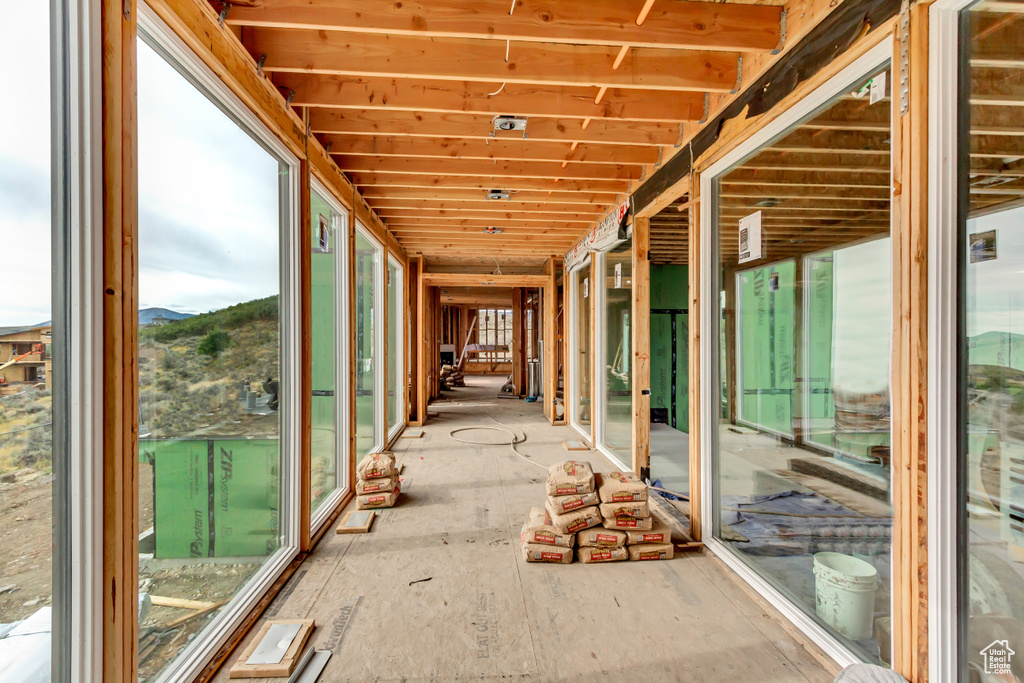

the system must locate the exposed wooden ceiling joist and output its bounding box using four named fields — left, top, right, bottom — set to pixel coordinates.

left=422, top=273, right=551, bottom=287
left=380, top=210, right=596, bottom=222
left=279, top=75, right=706, bottom=122
left=226, top=0, right=783, bottom=52
left=335, top=155, right=641, bottom=180
left=359, top=187, right=619, bottom=204
left=321, top=134, right=661, bottom=165
left=347, top=172, right=629, bottom=193
left=246, top=28, right=741, bottom=92
left=366, top=199, right=605, bottom=213
left=309, top=110, right=681, bottom=146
